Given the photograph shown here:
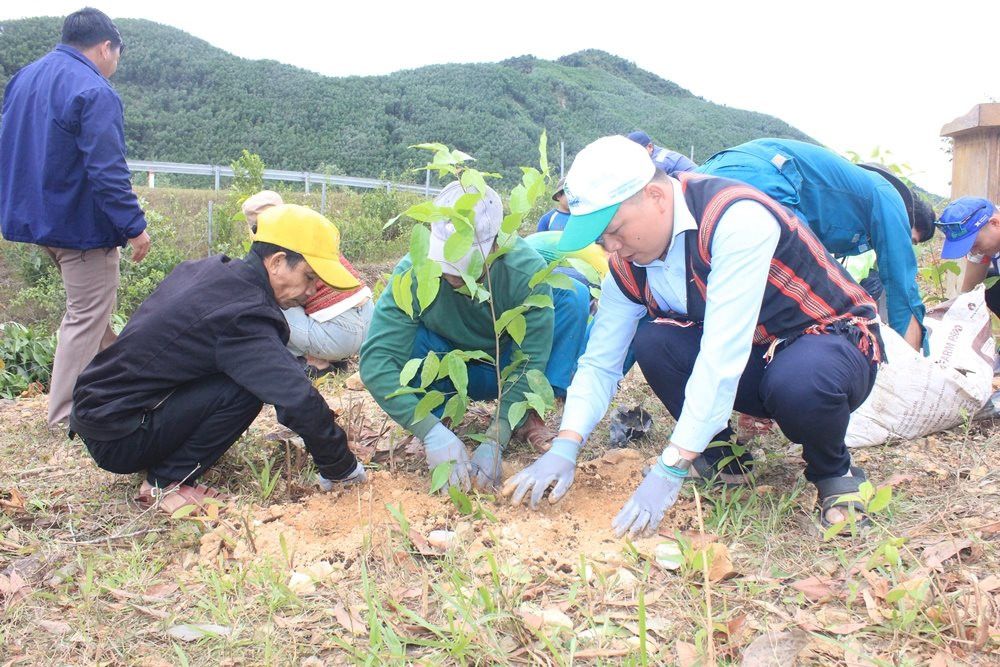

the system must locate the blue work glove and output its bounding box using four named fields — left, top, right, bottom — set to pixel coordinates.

left=423, top=422, right=472, bottom=492
left=501, top=437, right=580, bottom=509
left=317, top=460, right=368, bottom=491
left=471, top=440, right=503, bottom=490
left=612, top=460, right=685, bottom=537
